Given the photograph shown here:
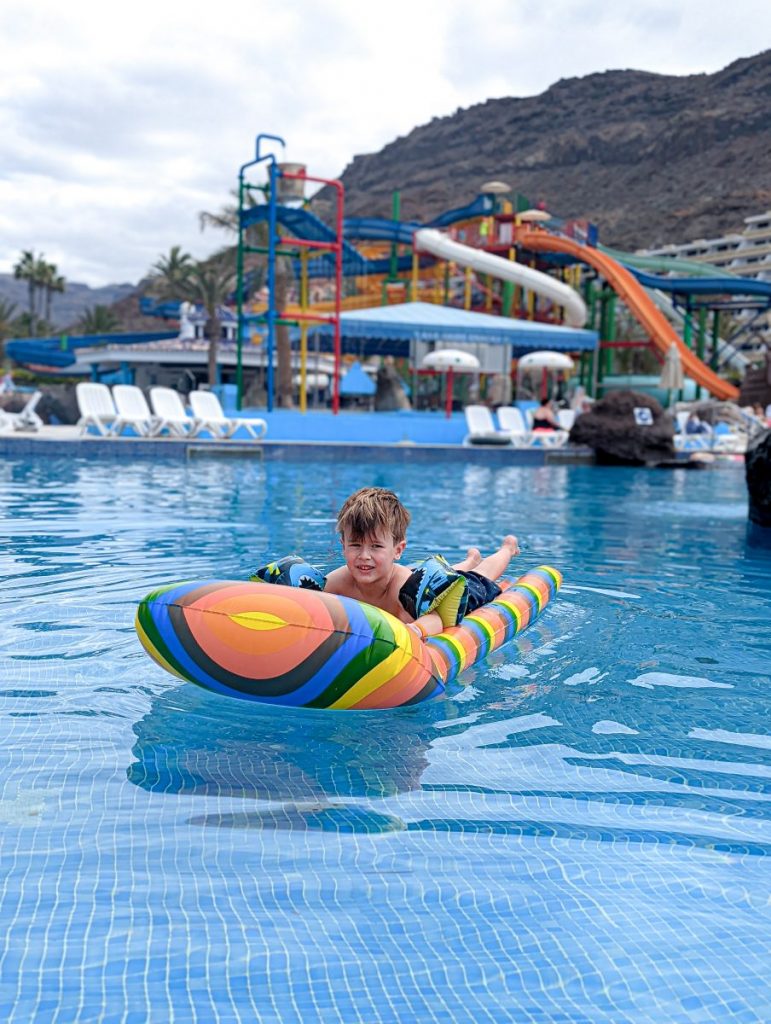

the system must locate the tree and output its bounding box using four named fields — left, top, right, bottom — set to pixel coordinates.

left=185, top=250, right=236, bottom=386
left=38, top=261, right=66, bottom=325
left=12, top=311, right=48, bottom=338
left=0, top=298, right=18, bottom=364
left=78, top=305, right=120, bottom=334
left=13, top=250, right=40, bottom=318
left=199, top=191, right=289, bottom=405
left=149, top=246, right=194, bottom=299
